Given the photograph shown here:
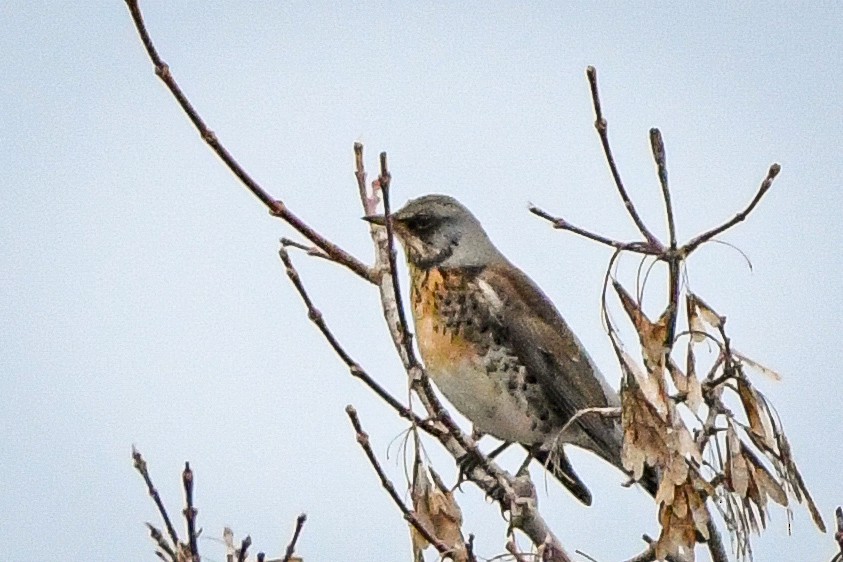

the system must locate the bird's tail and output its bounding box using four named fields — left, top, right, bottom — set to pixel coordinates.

left=528, top=445, right=593, bottom=506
